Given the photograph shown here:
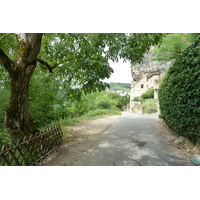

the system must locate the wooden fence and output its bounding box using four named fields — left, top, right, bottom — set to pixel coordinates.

left=0, top=125, right=63, bottom=166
